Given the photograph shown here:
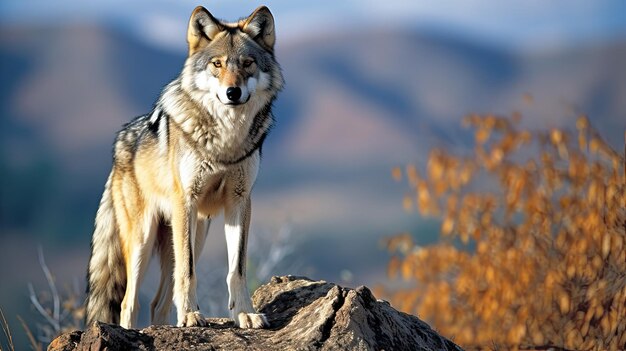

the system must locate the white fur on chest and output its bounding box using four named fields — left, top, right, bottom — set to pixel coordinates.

left=178, top=149, right=260, bottom=216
